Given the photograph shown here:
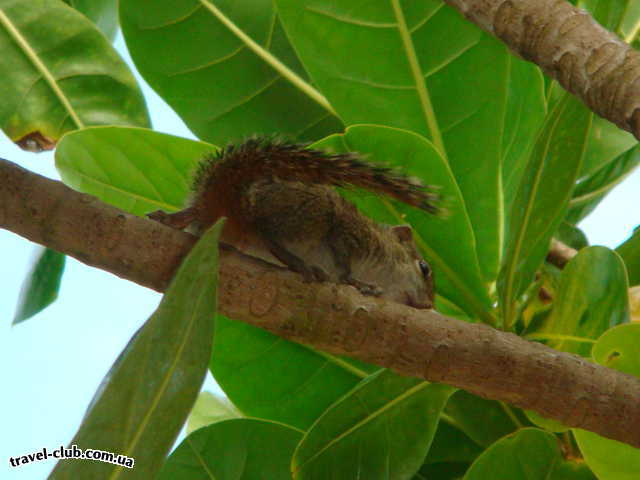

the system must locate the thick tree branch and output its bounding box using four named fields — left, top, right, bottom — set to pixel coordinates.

left=443, top=0, right=640, bottom=141
left=2, top=157, right=640, bottom=449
